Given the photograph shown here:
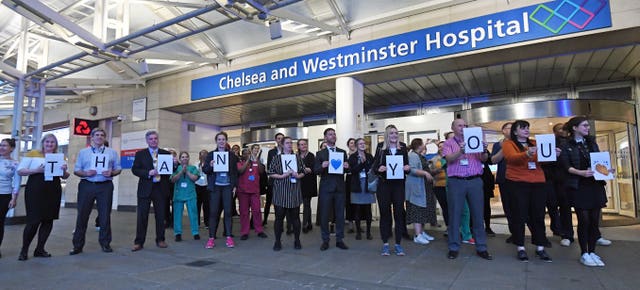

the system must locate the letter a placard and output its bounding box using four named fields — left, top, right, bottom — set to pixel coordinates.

left=463, top=127, right=483, bottom=153
left=281, top=154, right=297, bottom=173
left=213, top=152, right=229, bottom=172
left=157, top=154, right=173, bottom=175
left=386, top=155, right=404, bottom=179
left=535, top=134, right=556, bottom=162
